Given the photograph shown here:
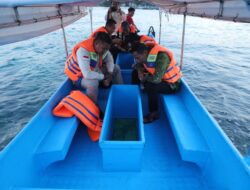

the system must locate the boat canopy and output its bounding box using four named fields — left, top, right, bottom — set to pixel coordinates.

left=146, top=0, right=250, bottom=23
left=0, top=0, right=250, bottom=45
left=1, top=1, right=249, bottom=23
left=0, top=0, right=103, bottom=7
